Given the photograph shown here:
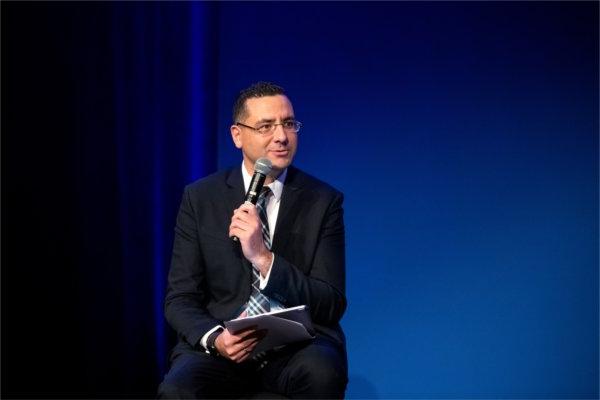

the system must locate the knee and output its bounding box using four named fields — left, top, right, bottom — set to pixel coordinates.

left=157, top=358, right=247, bottom=399
left=286, top=352, right=347, bottom=398
left=158, top=367, right=209, bottom=400
left=157, top=379, right=191, bottom=399
left=300, top=364, right=345, bottom=394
